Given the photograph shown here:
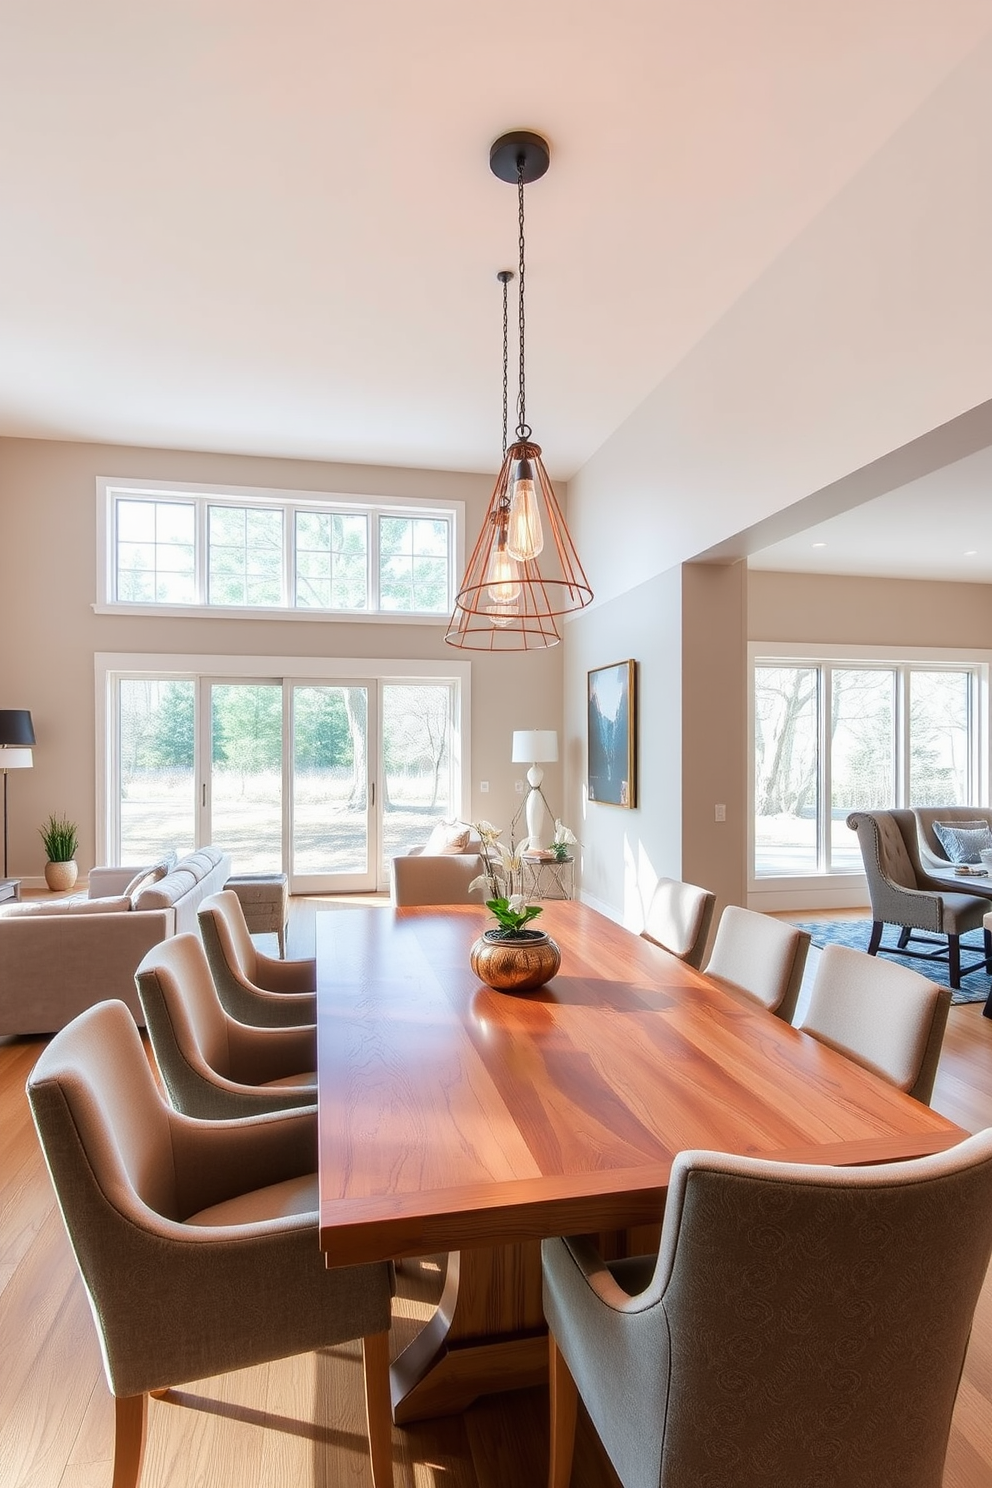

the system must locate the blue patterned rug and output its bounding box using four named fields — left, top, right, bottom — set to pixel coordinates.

left=789, top=920, right=990, bottom=1006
